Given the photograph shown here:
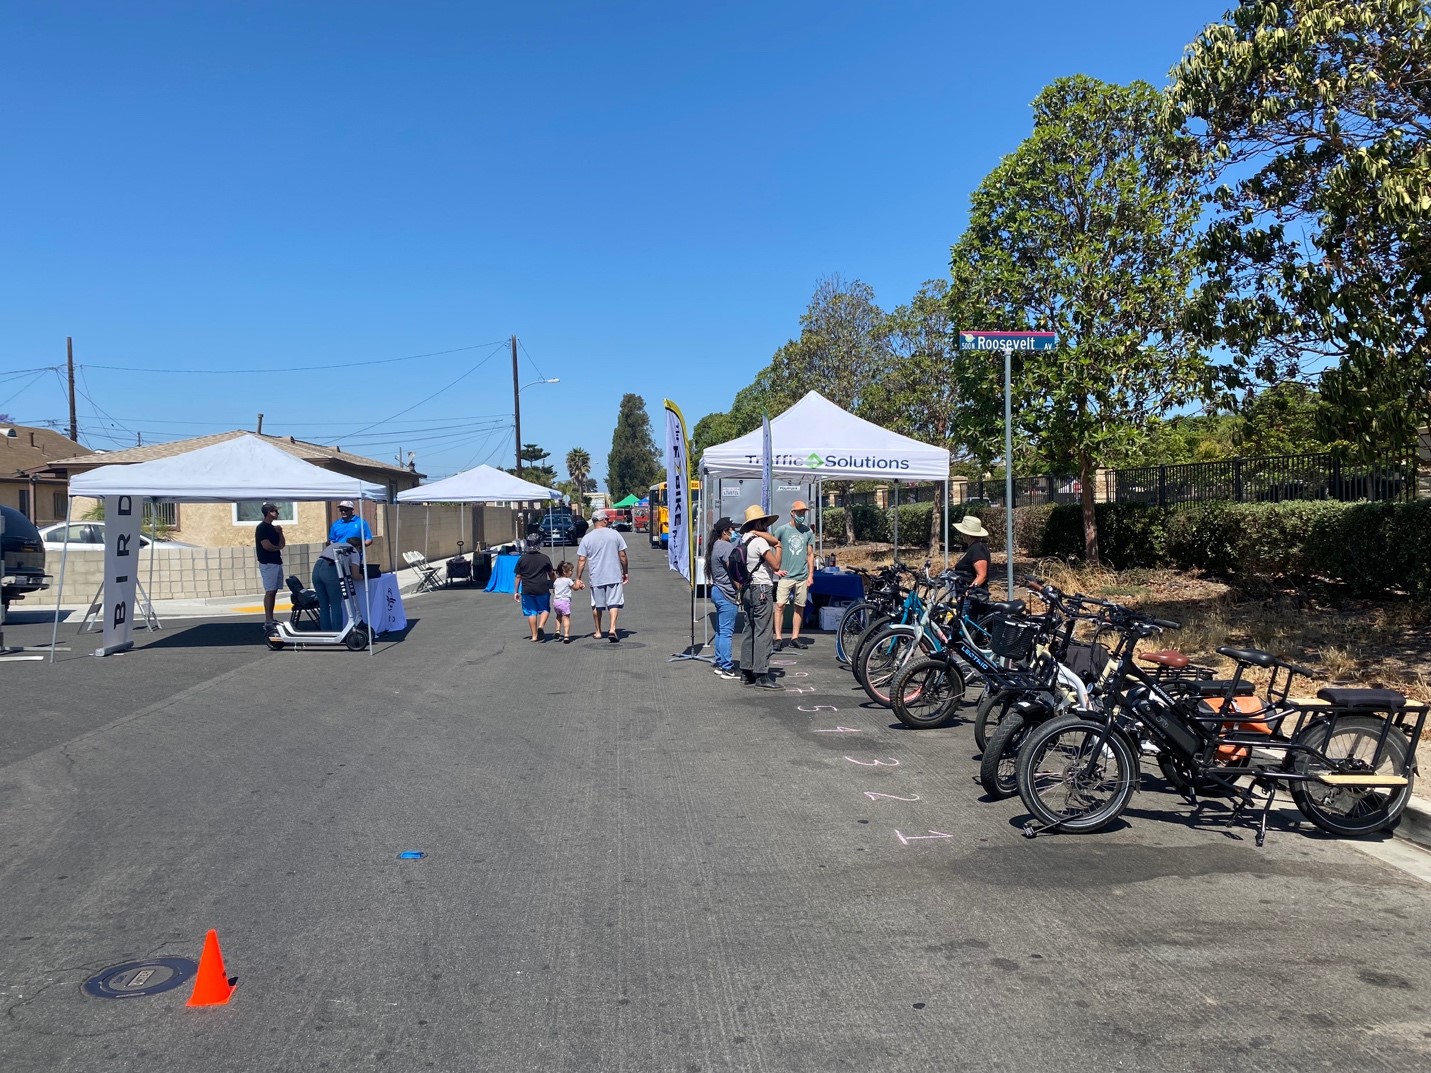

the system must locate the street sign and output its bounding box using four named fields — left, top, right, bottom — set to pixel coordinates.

left=959, top=331, right=1057, bottom=351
